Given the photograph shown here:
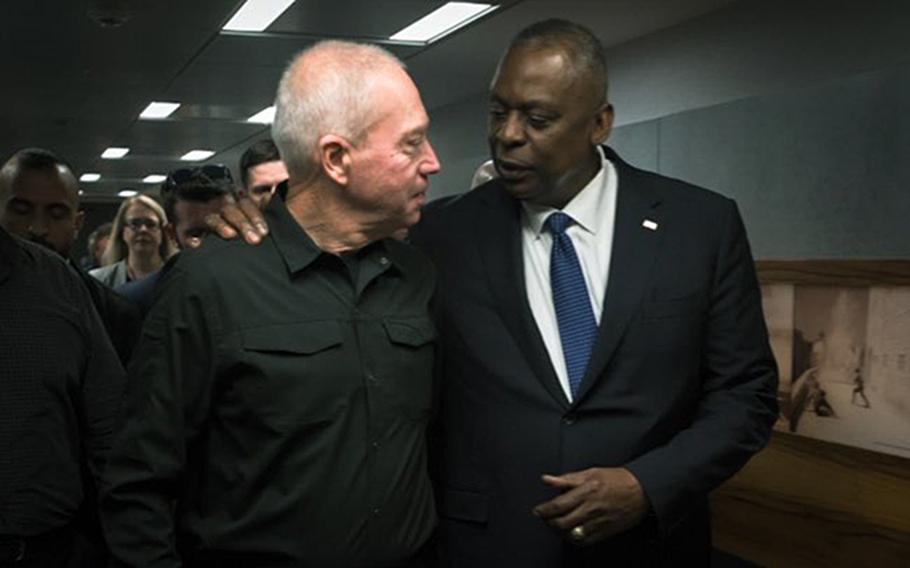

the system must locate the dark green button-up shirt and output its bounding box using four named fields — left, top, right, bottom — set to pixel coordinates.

left=101, top=196, right=438, bottom=567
